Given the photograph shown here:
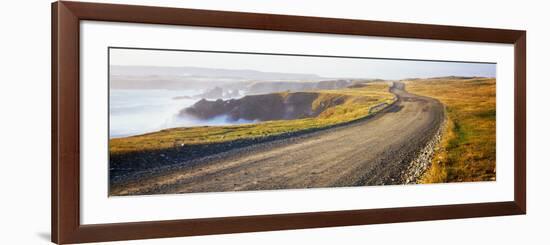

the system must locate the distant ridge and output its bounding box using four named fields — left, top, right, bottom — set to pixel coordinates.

left=403, top=76, right=494, bottom=81
left=110, top=65, right=322, bottom=81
